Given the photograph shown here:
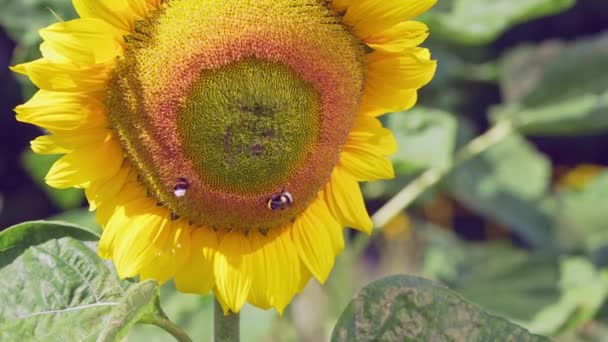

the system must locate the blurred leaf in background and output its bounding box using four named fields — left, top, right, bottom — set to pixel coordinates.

left=553, top=170, right=608, bottom=256
left=422, top=225, right=560, bottom=322
left=388, top=107, right=458, bottom=174
left=21, top=150, right=84, bottom=210
left=423, top=0, right=576, bottom=45
left=492, top=33, right=608, bottom=136
left=528, top=258, right=608, bottom=336
left=0, top=0, right=77, bottom=58
left=446, top=134, right=554, bottom=248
